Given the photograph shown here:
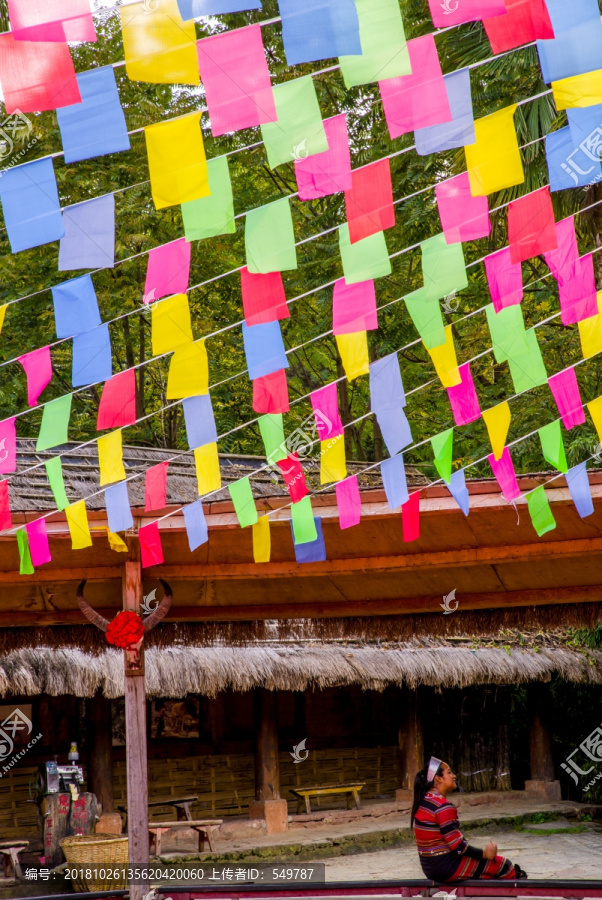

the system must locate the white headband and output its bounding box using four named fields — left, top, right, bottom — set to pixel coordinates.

left=427, top=756, right=442, bottom=783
